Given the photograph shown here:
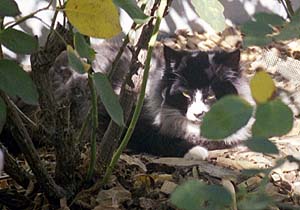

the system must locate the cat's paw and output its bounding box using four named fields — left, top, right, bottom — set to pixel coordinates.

left=184, top=146, right=208, bottom=160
